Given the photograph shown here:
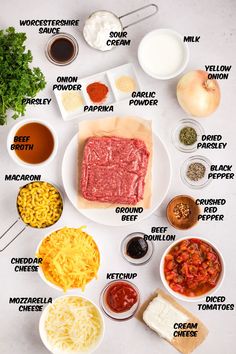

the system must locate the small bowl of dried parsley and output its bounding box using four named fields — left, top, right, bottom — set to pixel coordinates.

left=166, top=195, right=200, bottom=230
left=172, top=118, right=204, bottom=153
left=181, top=155, right=212, bottom=189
